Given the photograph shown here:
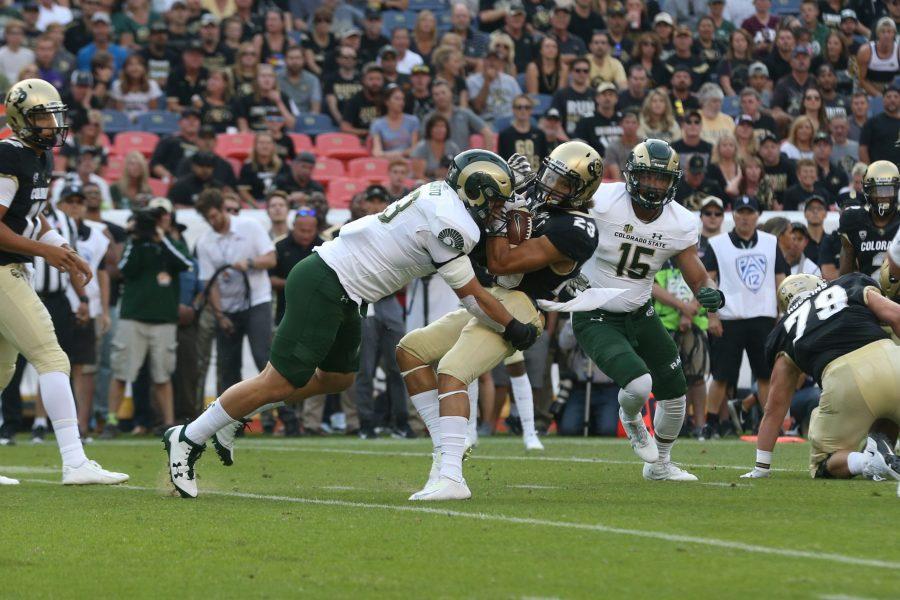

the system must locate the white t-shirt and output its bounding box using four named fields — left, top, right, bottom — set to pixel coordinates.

left=110, top=79, right=163, bottom=118
left=37, top=3, right=73, bottom=31
left=394, top=50, right=424, bottom=75
left=0, top=46, right=35, bottom=83
left=195, top=215, right=275, bottom=313
left=66, top=220, right=110, bottom=317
